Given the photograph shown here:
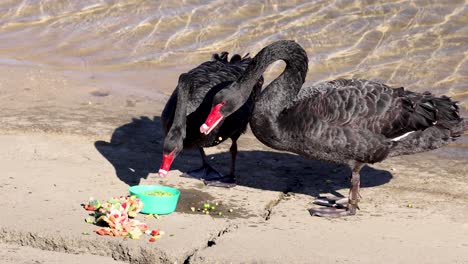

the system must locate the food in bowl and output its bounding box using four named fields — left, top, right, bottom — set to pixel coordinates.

left=144, top=190, right=174, bottom=197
